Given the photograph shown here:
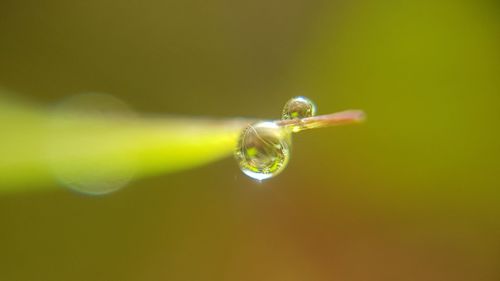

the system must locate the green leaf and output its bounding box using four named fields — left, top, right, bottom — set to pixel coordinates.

left=0, top=96, right=249, bottom=194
